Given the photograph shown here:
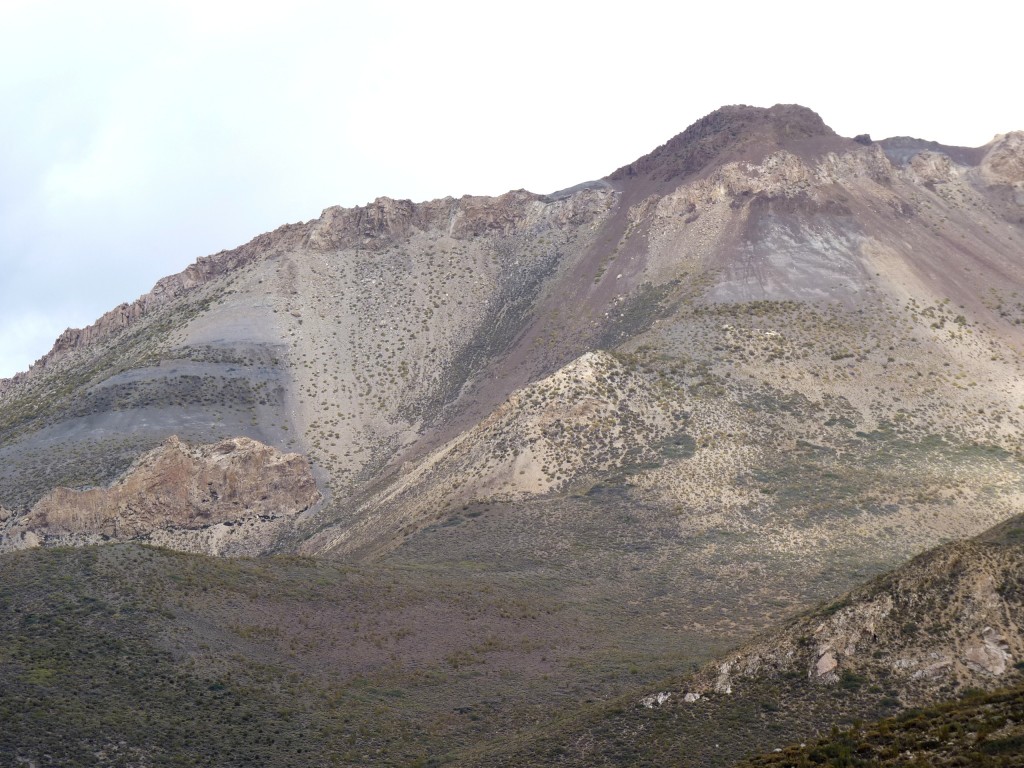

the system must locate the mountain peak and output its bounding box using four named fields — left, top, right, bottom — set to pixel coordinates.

left=606, top=103, right=846, bottom=189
